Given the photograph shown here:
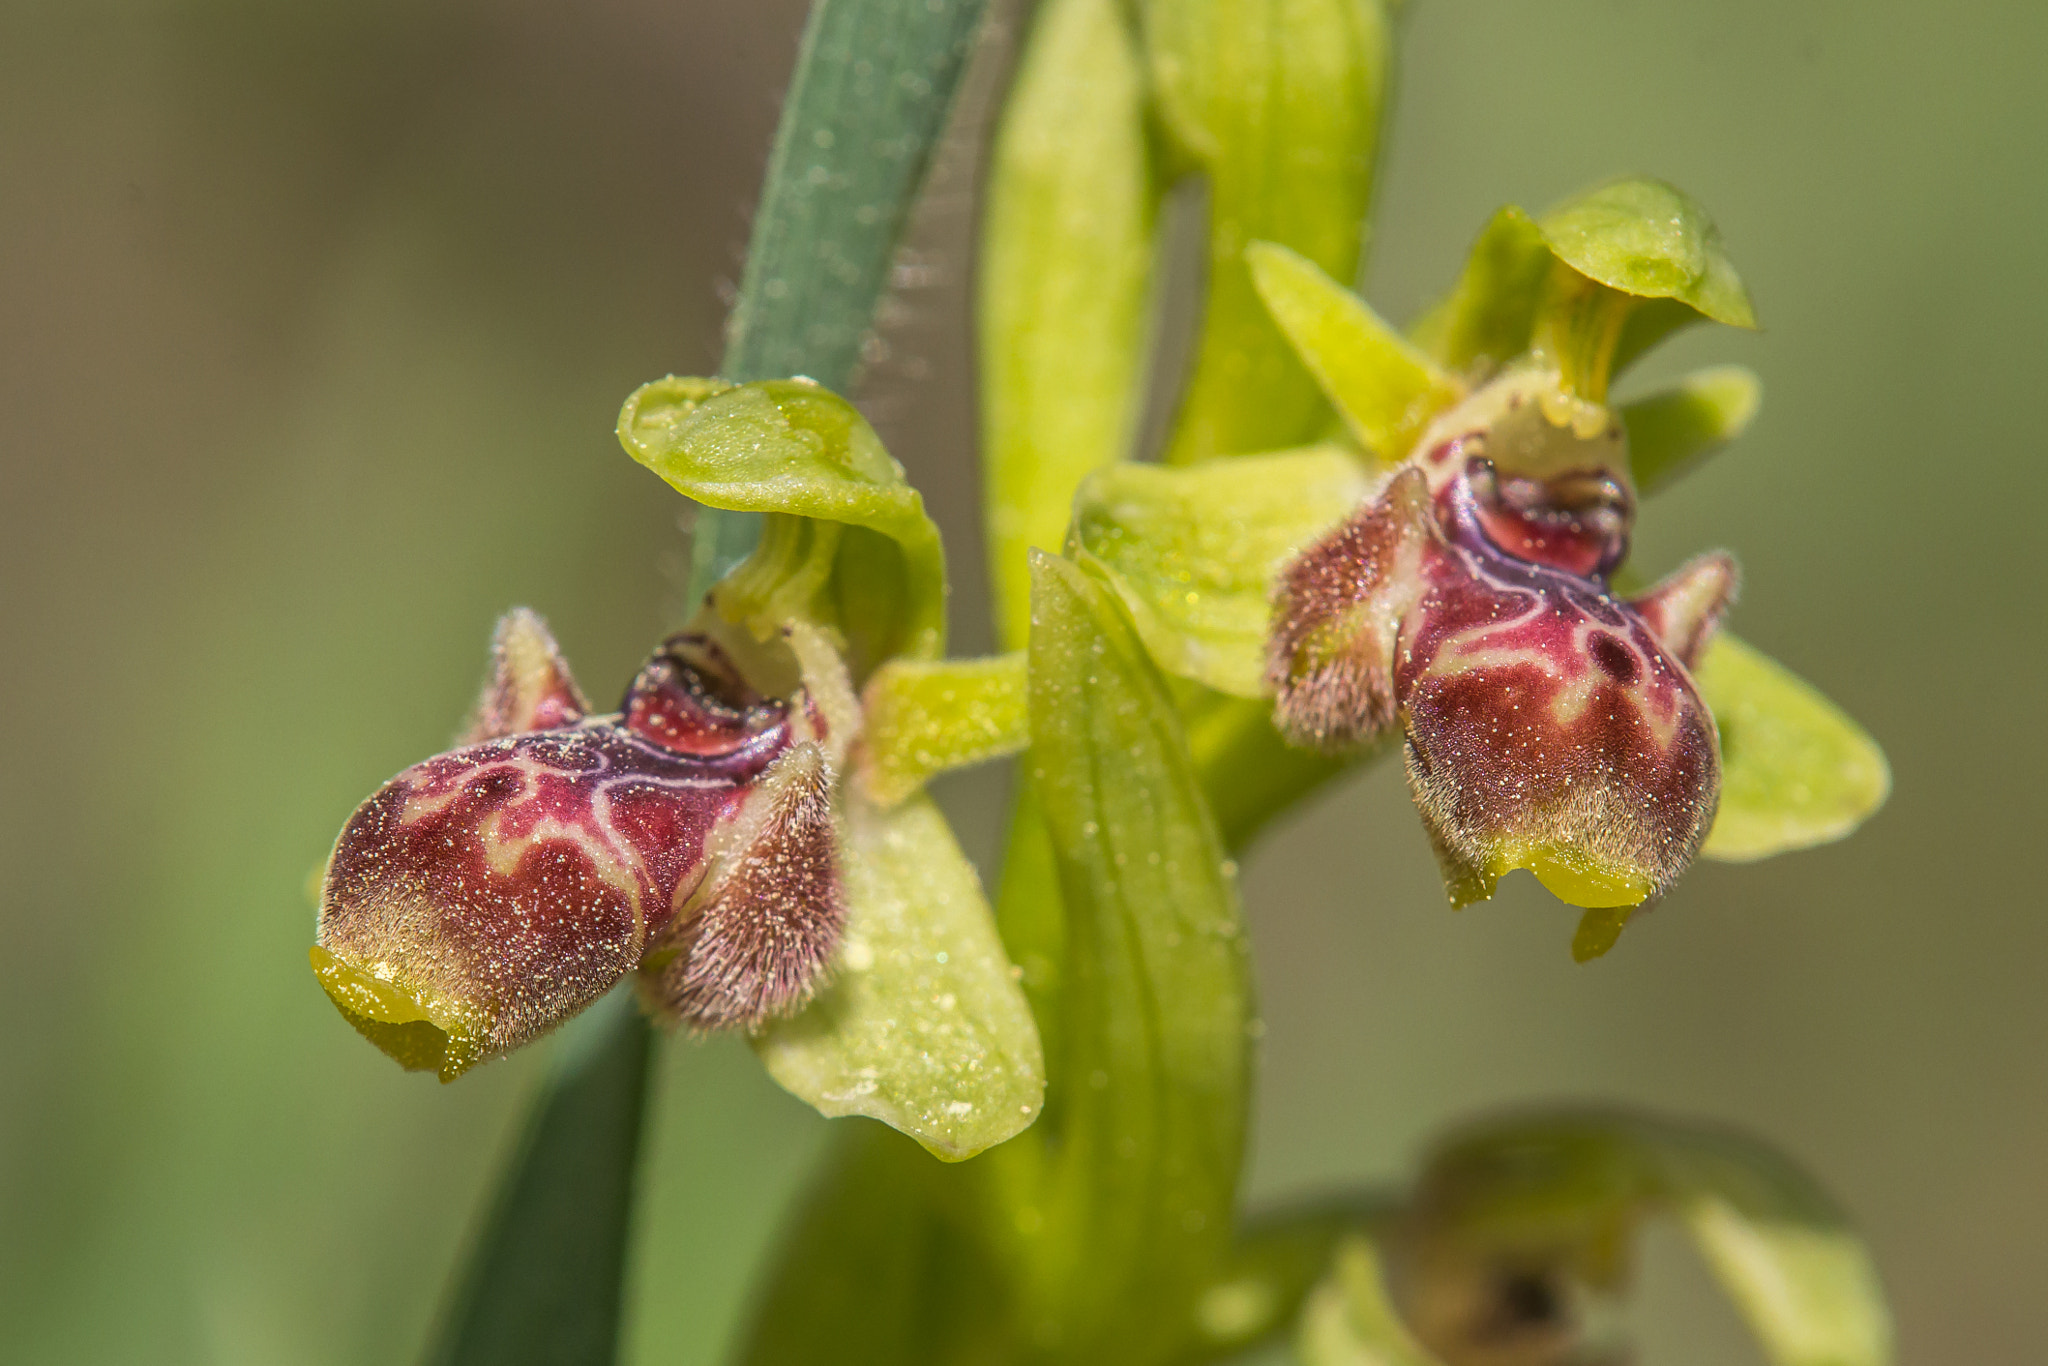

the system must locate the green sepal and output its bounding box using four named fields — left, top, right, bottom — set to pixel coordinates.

left=980, top=0, right=1157, bottom=651
left=755, top=788, right=1045, bottom=1162
left=1408, top=1108, right=1893, bottom=1366
left=1413, top=180, right=1757, bottom=400
left=856, top=653, right=1030, bottom=807
left=1142, top=0, right=1392, bottom=464
left=1020, top=550, right=1252, bottom=1359
left=1698, top=633, right=1891, bottom=862
left=1247, top=242, right=1464, bottom=463
left=1620, top=363, right=1762, bottom=495
left=1069, top=444, right=1374, bottom=698
left=618, top=376, right=947, bottom=675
